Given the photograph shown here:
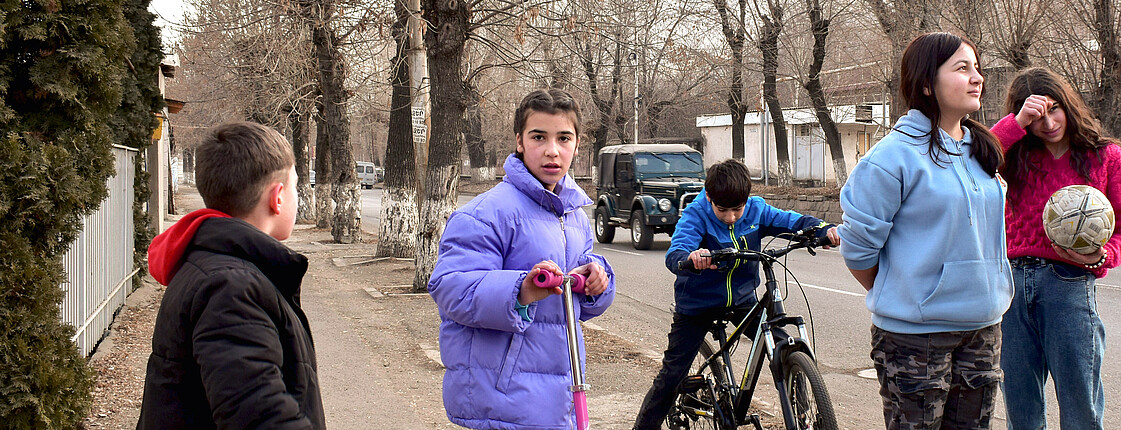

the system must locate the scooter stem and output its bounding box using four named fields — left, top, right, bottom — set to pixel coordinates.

left=561, top=276, right=589, bottom=430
